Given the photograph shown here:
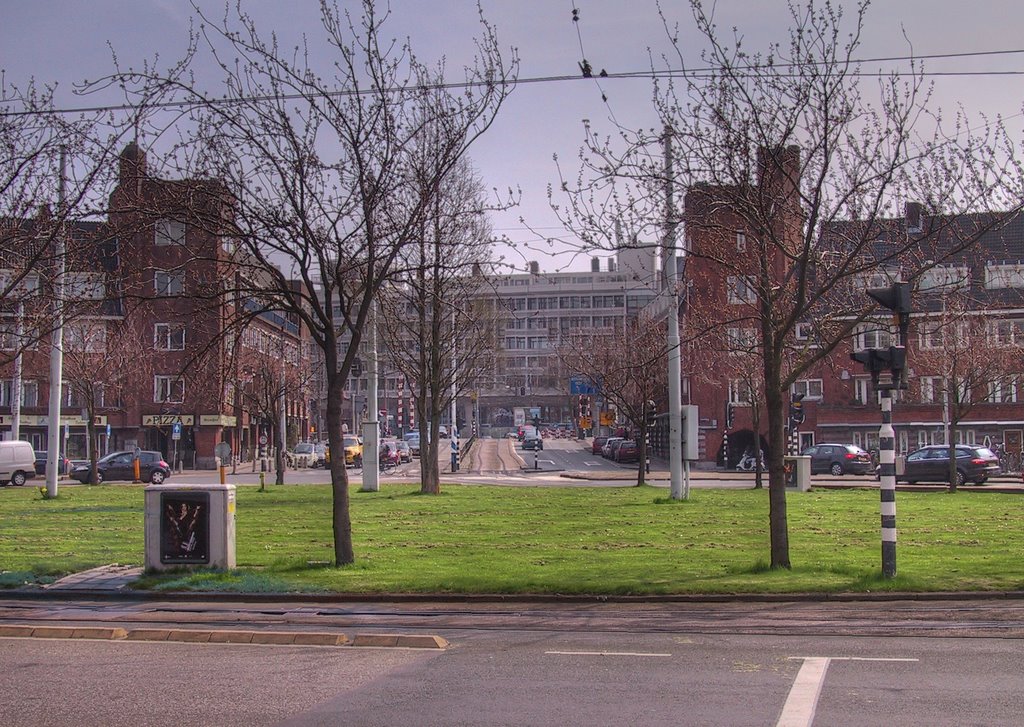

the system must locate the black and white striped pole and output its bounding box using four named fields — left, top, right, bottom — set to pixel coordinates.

left=878, top=379, right=897, bottom=577
left=851, top=281, right=912, bottom=580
